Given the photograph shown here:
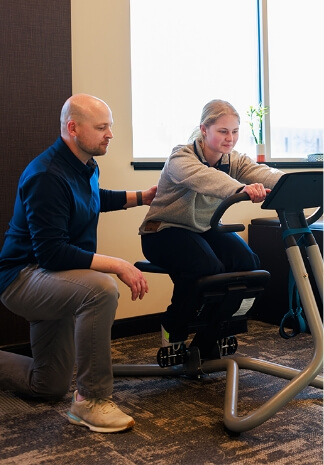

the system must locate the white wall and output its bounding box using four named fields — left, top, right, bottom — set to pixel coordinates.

left=71, top=0, right=174, bottom=319
left=70, top=0, right=320, bottom=320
